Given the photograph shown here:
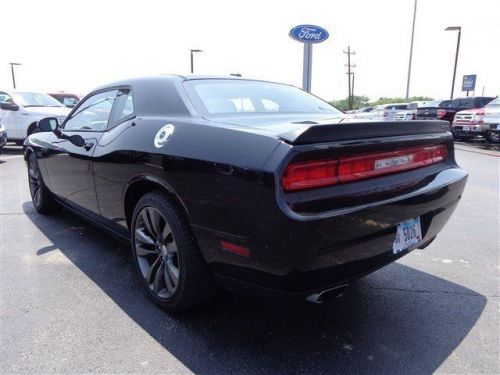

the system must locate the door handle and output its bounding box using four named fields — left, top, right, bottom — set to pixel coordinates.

left=84, top=141, right=94, bottom=151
